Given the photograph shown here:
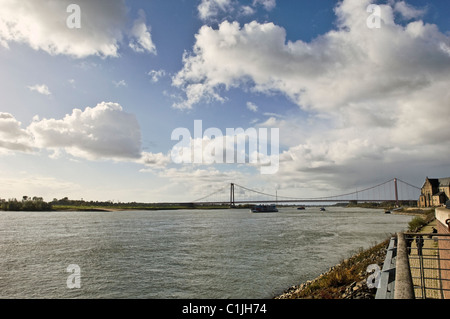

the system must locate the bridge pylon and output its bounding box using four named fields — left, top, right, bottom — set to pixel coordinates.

left=394, top=178, right=399, bottom=207
left=230, top=183, right=235, bottom=208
